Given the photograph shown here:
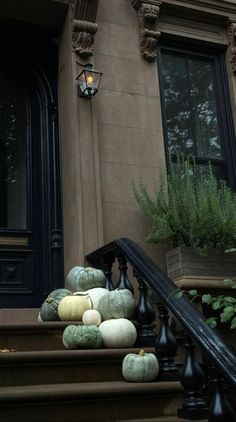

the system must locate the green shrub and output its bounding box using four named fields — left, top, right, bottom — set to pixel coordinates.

left=133, top=157, right=236, bottom=256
